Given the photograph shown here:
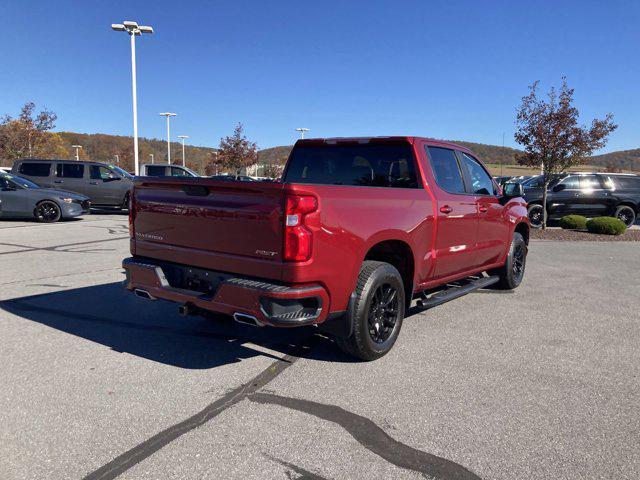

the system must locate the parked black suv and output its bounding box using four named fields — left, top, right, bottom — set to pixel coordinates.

left=12, top=159, right=133, bottom=209
left=523, top=173, right=640, bottom=227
